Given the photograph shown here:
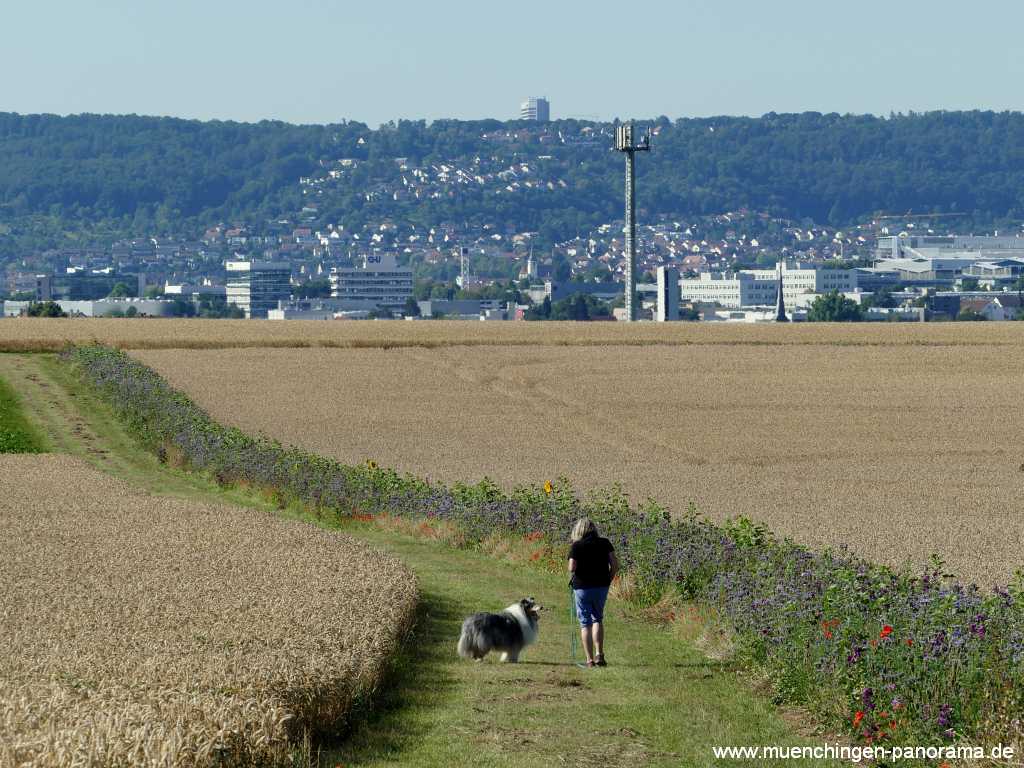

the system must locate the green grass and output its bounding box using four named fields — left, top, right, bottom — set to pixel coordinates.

left=1, top=352, right=847, bottom=767
left=315, top=523, right=846, bottom=767
left=0, top=366, right=48, bottom=453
